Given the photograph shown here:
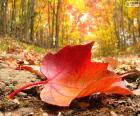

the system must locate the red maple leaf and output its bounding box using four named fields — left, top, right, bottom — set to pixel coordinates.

left=8, top=42, right=132, bottom=106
